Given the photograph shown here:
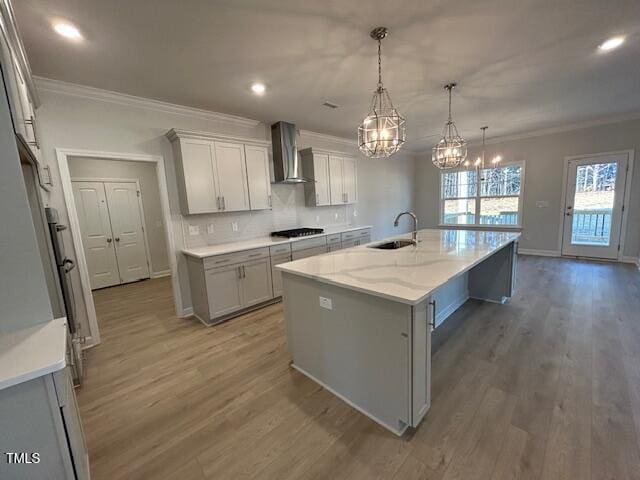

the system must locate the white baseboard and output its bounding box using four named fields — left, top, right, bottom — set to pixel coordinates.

left=621, top=256, right=639, bottom=264
left=180, top=306, right=194, bottom=318
left=435, top=293, right=469, bottom=328
left=517, top=248, right=561, bottom=257
left=151, top=269, right=171, bottom=279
